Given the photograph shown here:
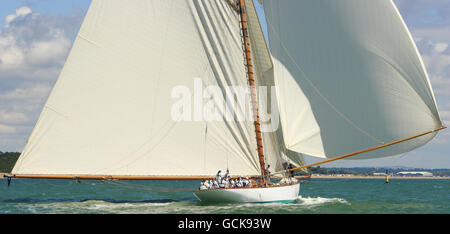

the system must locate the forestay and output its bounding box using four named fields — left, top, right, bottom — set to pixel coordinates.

left=13, top=0, right=262, bottom=177
left=262, top=0, right=443, bottom=159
